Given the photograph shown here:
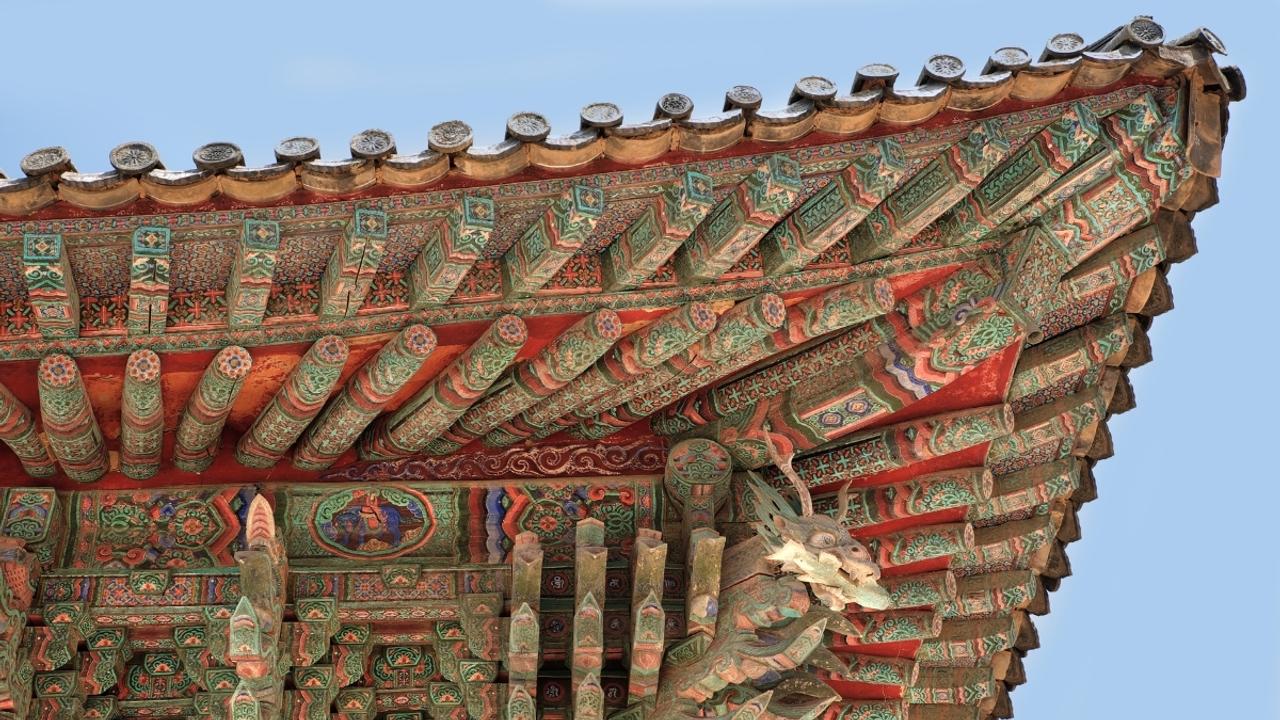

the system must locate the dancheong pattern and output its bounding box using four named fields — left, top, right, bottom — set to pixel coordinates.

left=0, top=24, right=1236, bottom=720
